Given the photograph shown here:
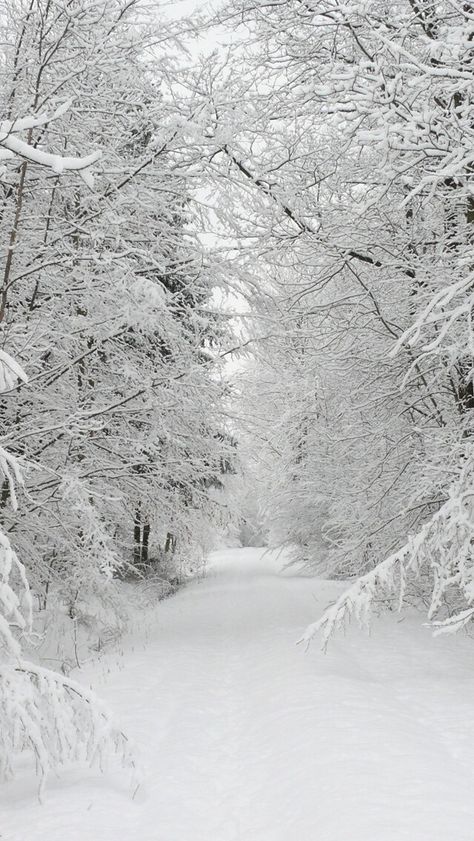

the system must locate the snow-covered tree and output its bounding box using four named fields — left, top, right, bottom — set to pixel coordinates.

left=0, top=0, right=234, bottom=789
left=0, top=0, right=233, bottom=637
left=189, top=0, right=474, bottom=633
left=0, top=101, right=134, bottom=794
